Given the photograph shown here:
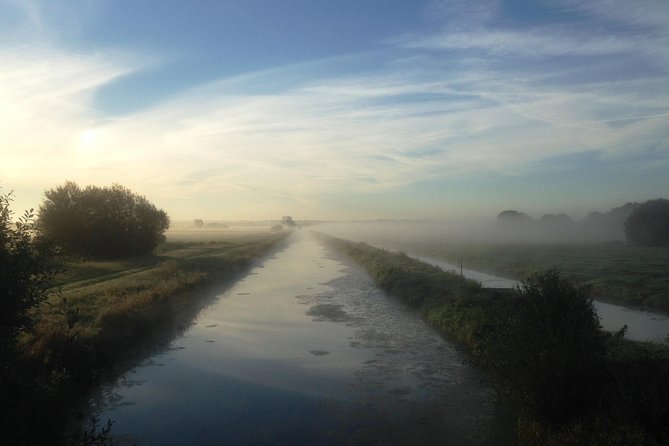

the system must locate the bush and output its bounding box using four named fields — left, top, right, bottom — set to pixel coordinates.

left=493, top=270, right=605, bottom=422
left=0, top=190, right=56, bottom=361
left=0, top=189, right=59, bottom=442
left=38, top=182, right=170, bottom=258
